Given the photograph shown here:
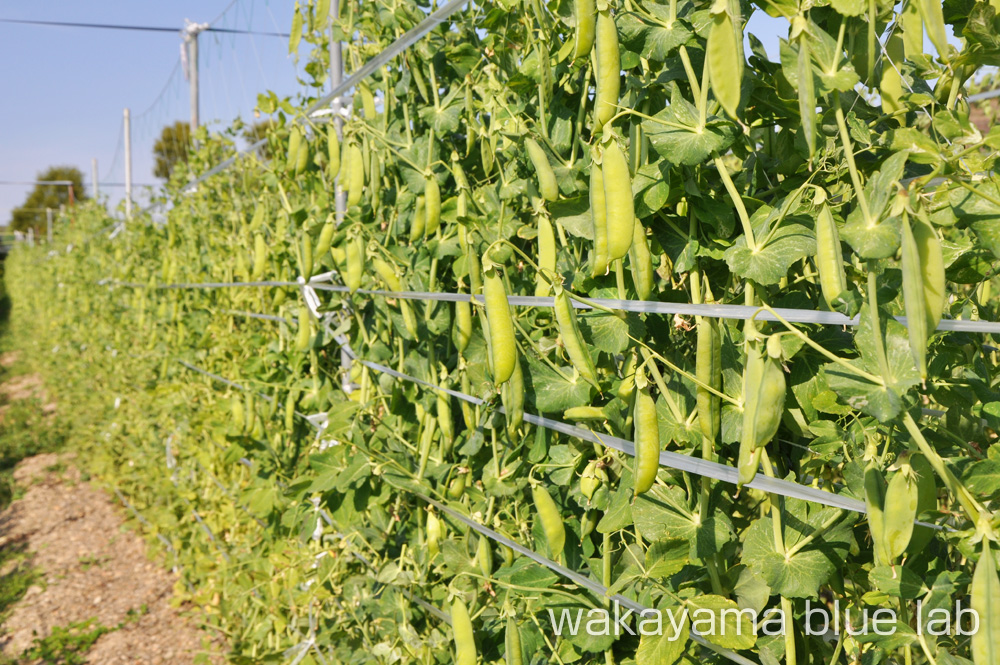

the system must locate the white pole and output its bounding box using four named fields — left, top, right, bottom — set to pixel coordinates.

left=91, top=158, right=99, bottom=198
left=188, top=31, right=200, bottom=132
left=124, top=108, right=132, bottom=220
left=46, top=208, right=53, bottom=243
